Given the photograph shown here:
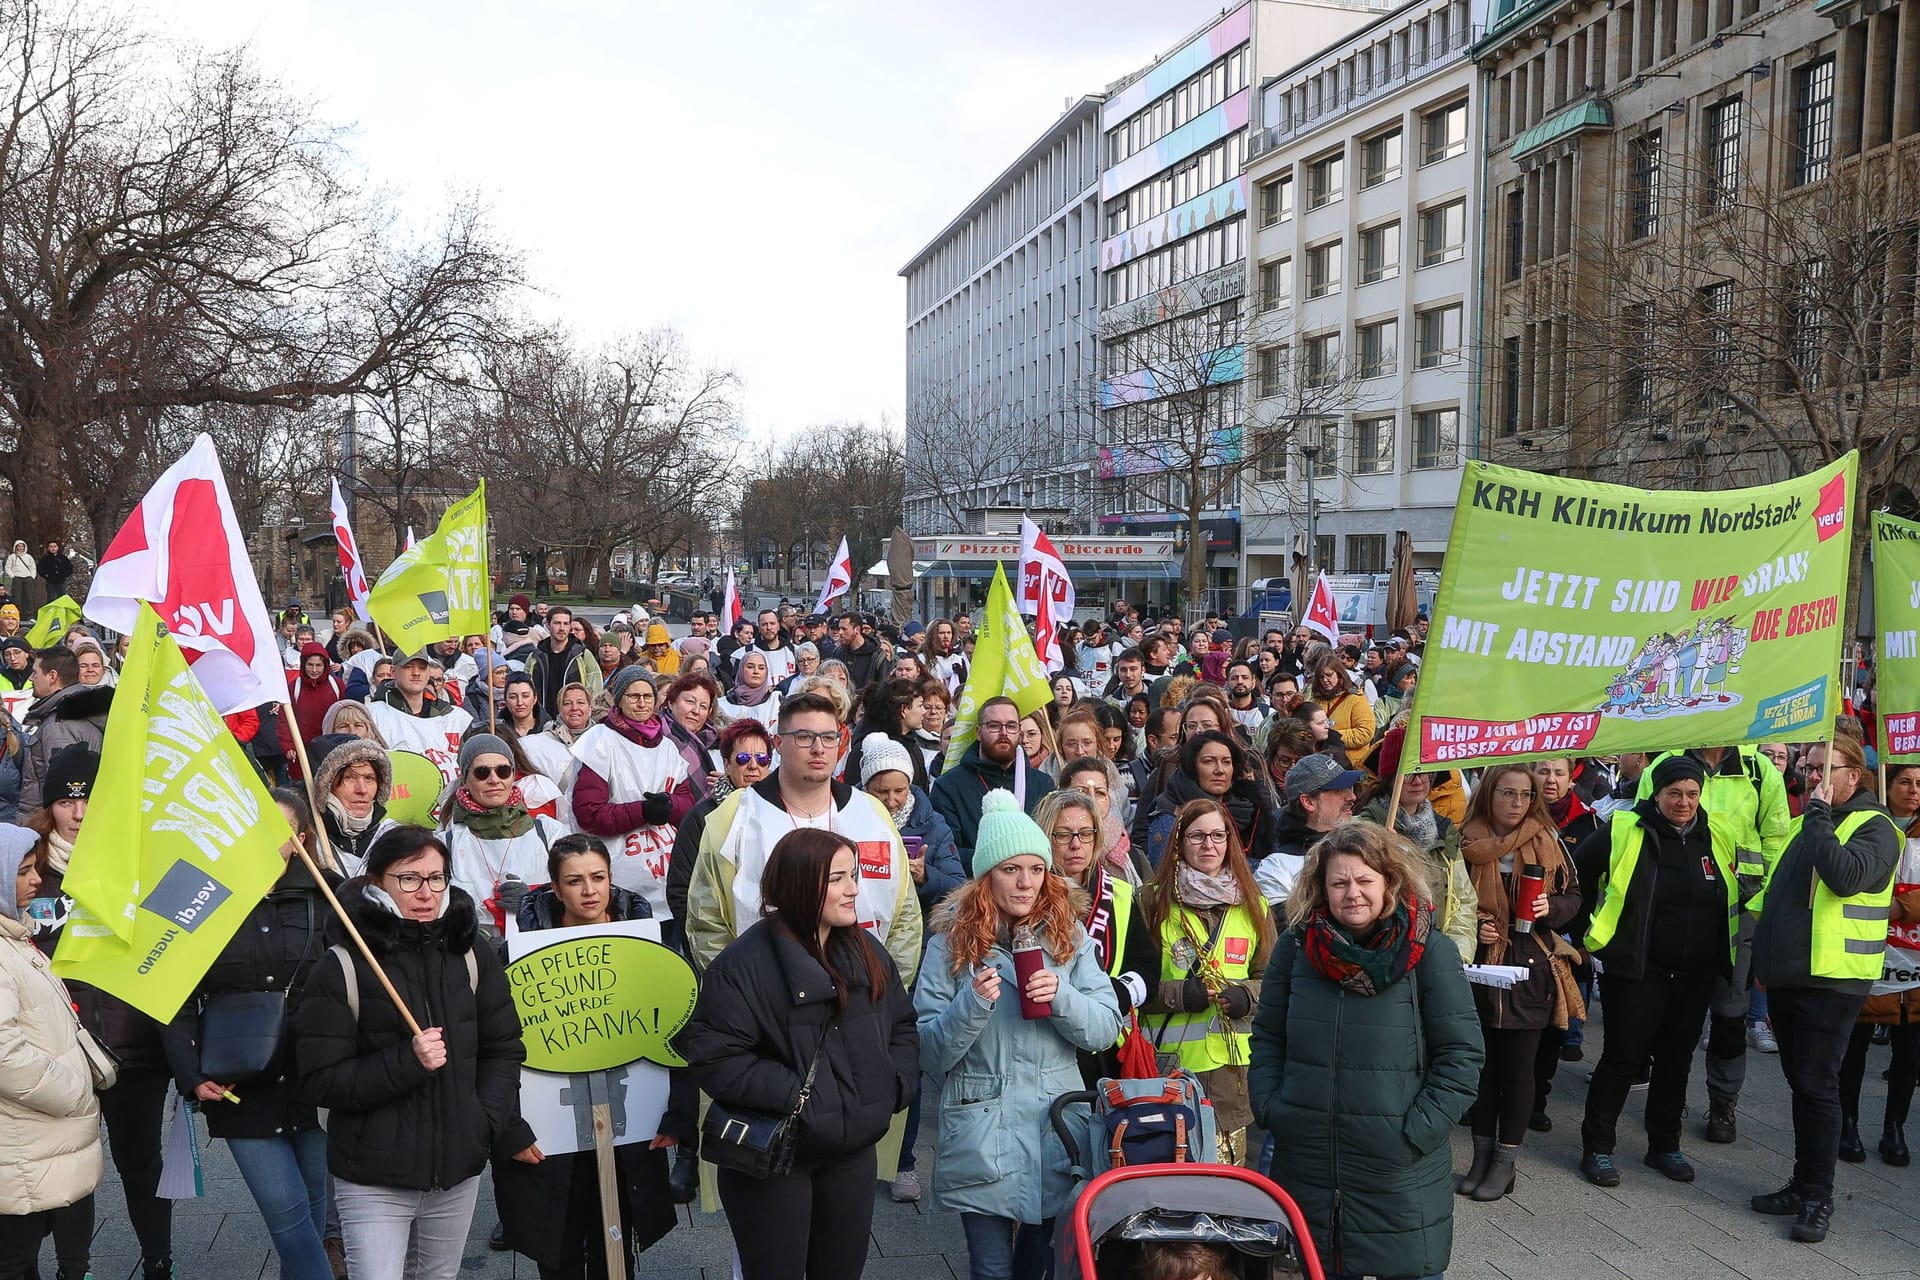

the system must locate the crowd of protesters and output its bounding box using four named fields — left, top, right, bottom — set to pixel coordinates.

left=1, top=583, right=1913, bottom=1280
